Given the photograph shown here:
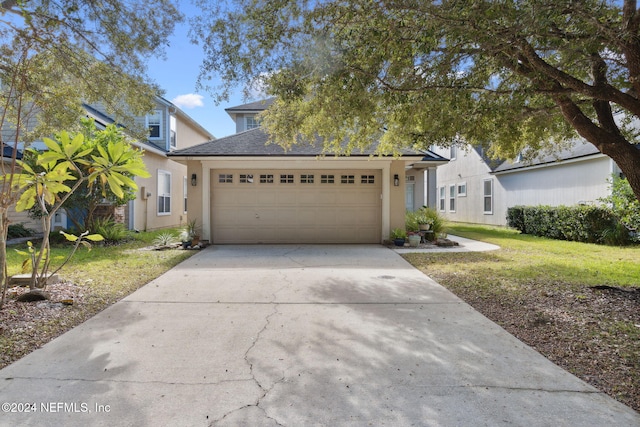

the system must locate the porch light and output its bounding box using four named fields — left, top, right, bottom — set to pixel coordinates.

left=191, top=173, right=197, bottom=186
left=393, top=174, right=399, bottom=186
